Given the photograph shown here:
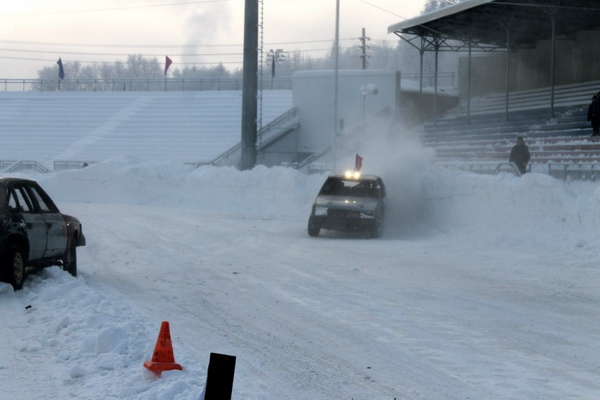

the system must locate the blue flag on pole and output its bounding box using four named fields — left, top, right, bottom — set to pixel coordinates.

left=57, top=58, right=65, bottom=80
